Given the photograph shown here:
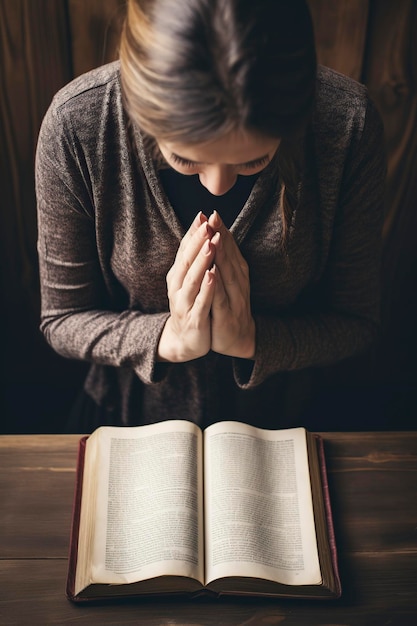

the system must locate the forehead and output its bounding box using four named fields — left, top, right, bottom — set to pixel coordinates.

left=160, top=130, right=280, bottom=164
